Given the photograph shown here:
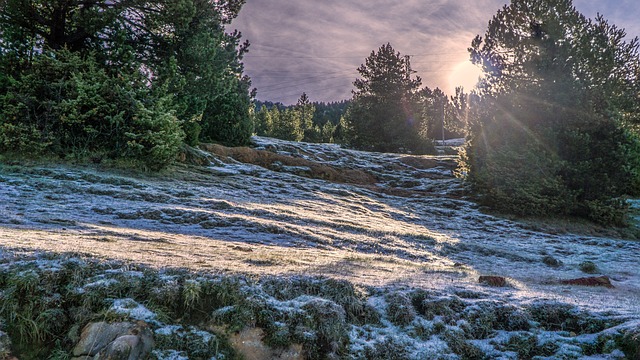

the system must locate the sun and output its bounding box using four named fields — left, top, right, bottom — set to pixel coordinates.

left=449, top=61, right=483, bottom=92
